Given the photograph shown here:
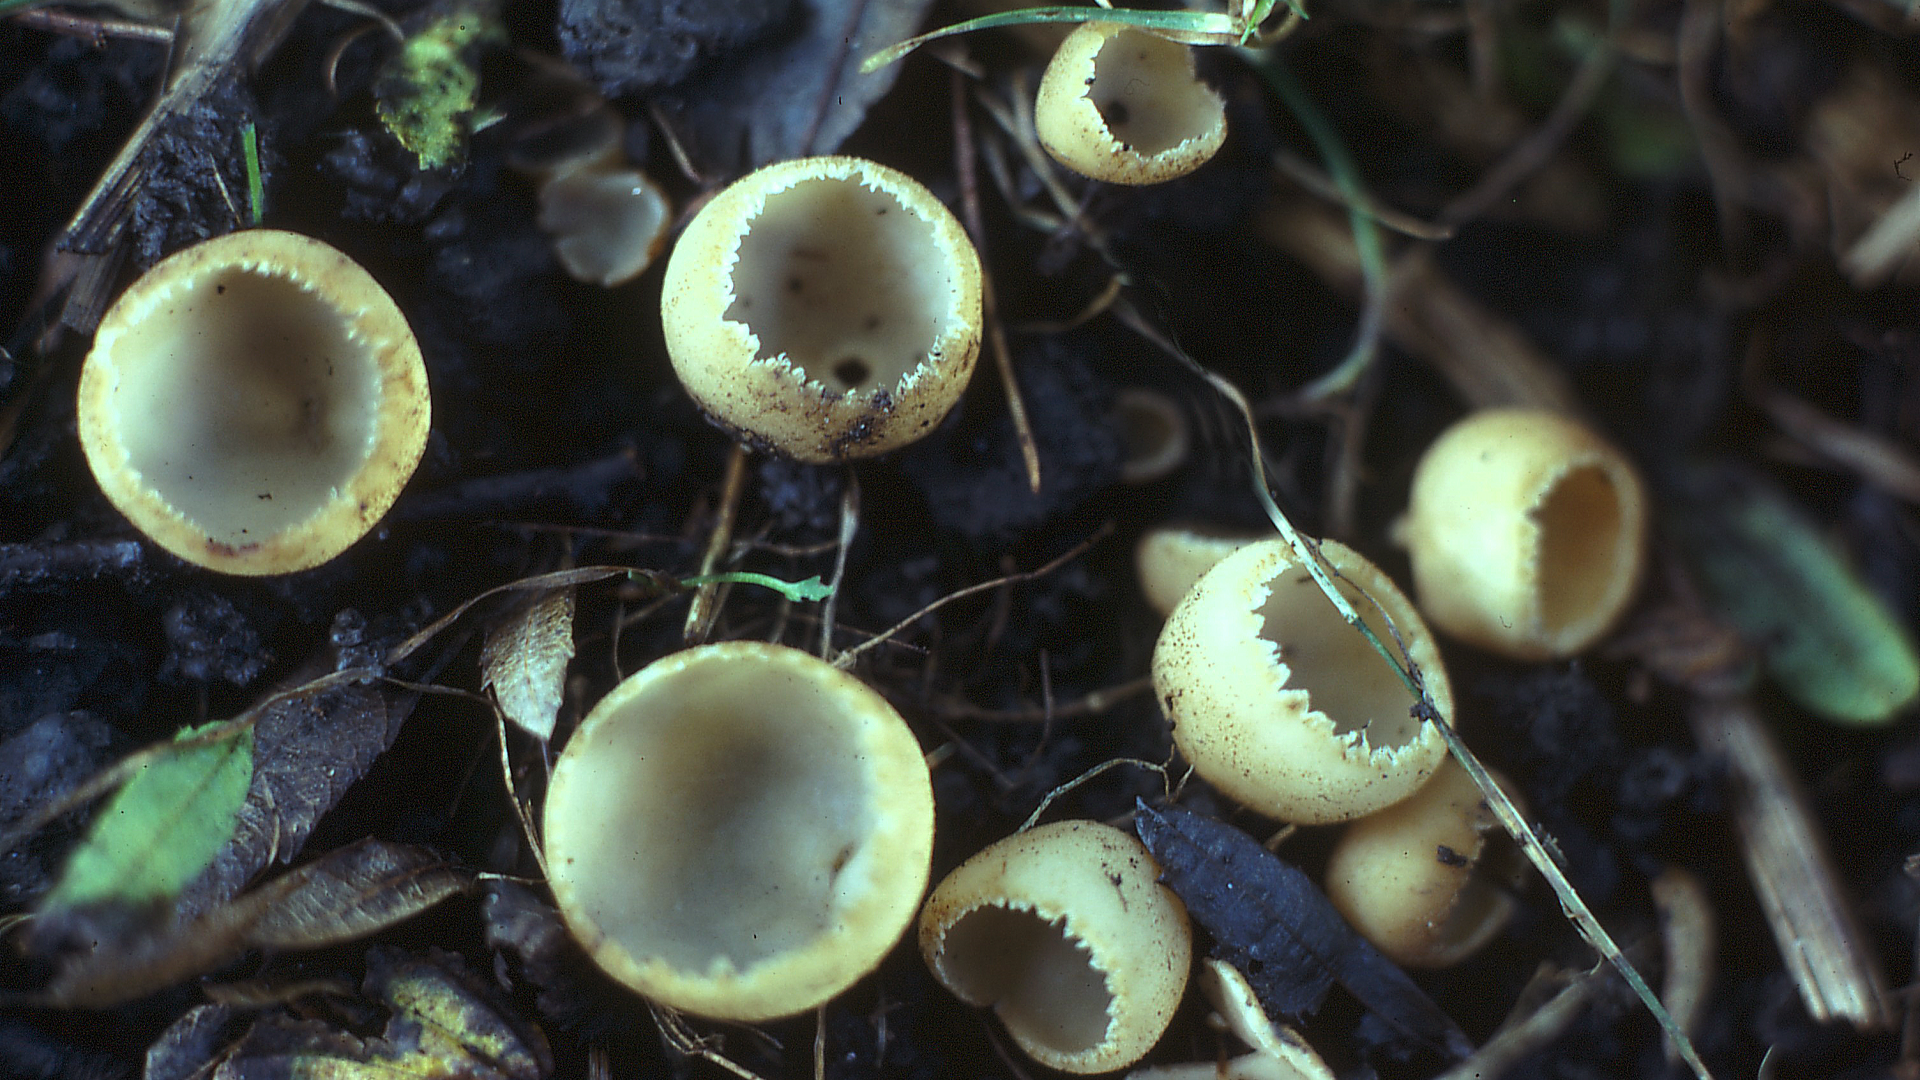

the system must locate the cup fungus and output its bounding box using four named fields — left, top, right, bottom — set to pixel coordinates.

left=542, top=641, right=935, bottom=1021
left=919, top=820, right=1192, bottom=1074
left=660, top=155, right=984, bottom=462
left=1152, top=538, right=1451, bottom=825
left=1113, top=388, right=1190, bottom=485
left=1324, top=760, right=1528, bottom=969
left=512, top=100, right=672, bottom=288
left=1400, top=407, right=1648, bottom=659
left=77, top=229, right=429, bottom=575
left=1035, top=22, right=1228, bottom=186
left=1135, top=524, right=1261, bottom=618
